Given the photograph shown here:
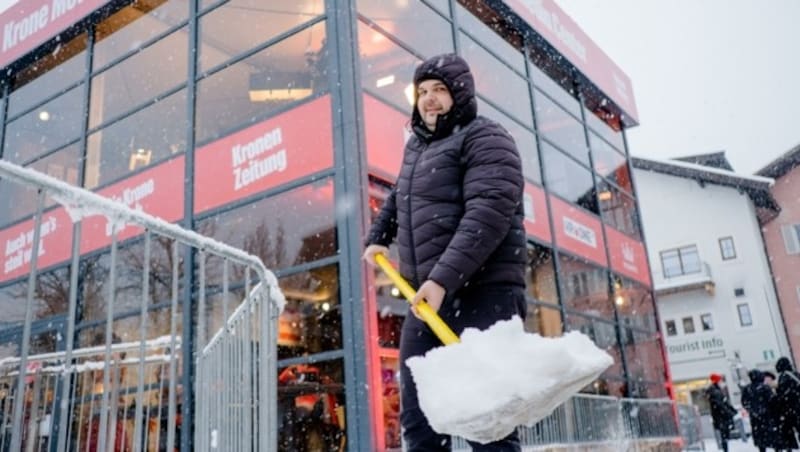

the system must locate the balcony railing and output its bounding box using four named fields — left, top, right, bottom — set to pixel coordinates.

left=653, top=262, right=715, bottom=297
